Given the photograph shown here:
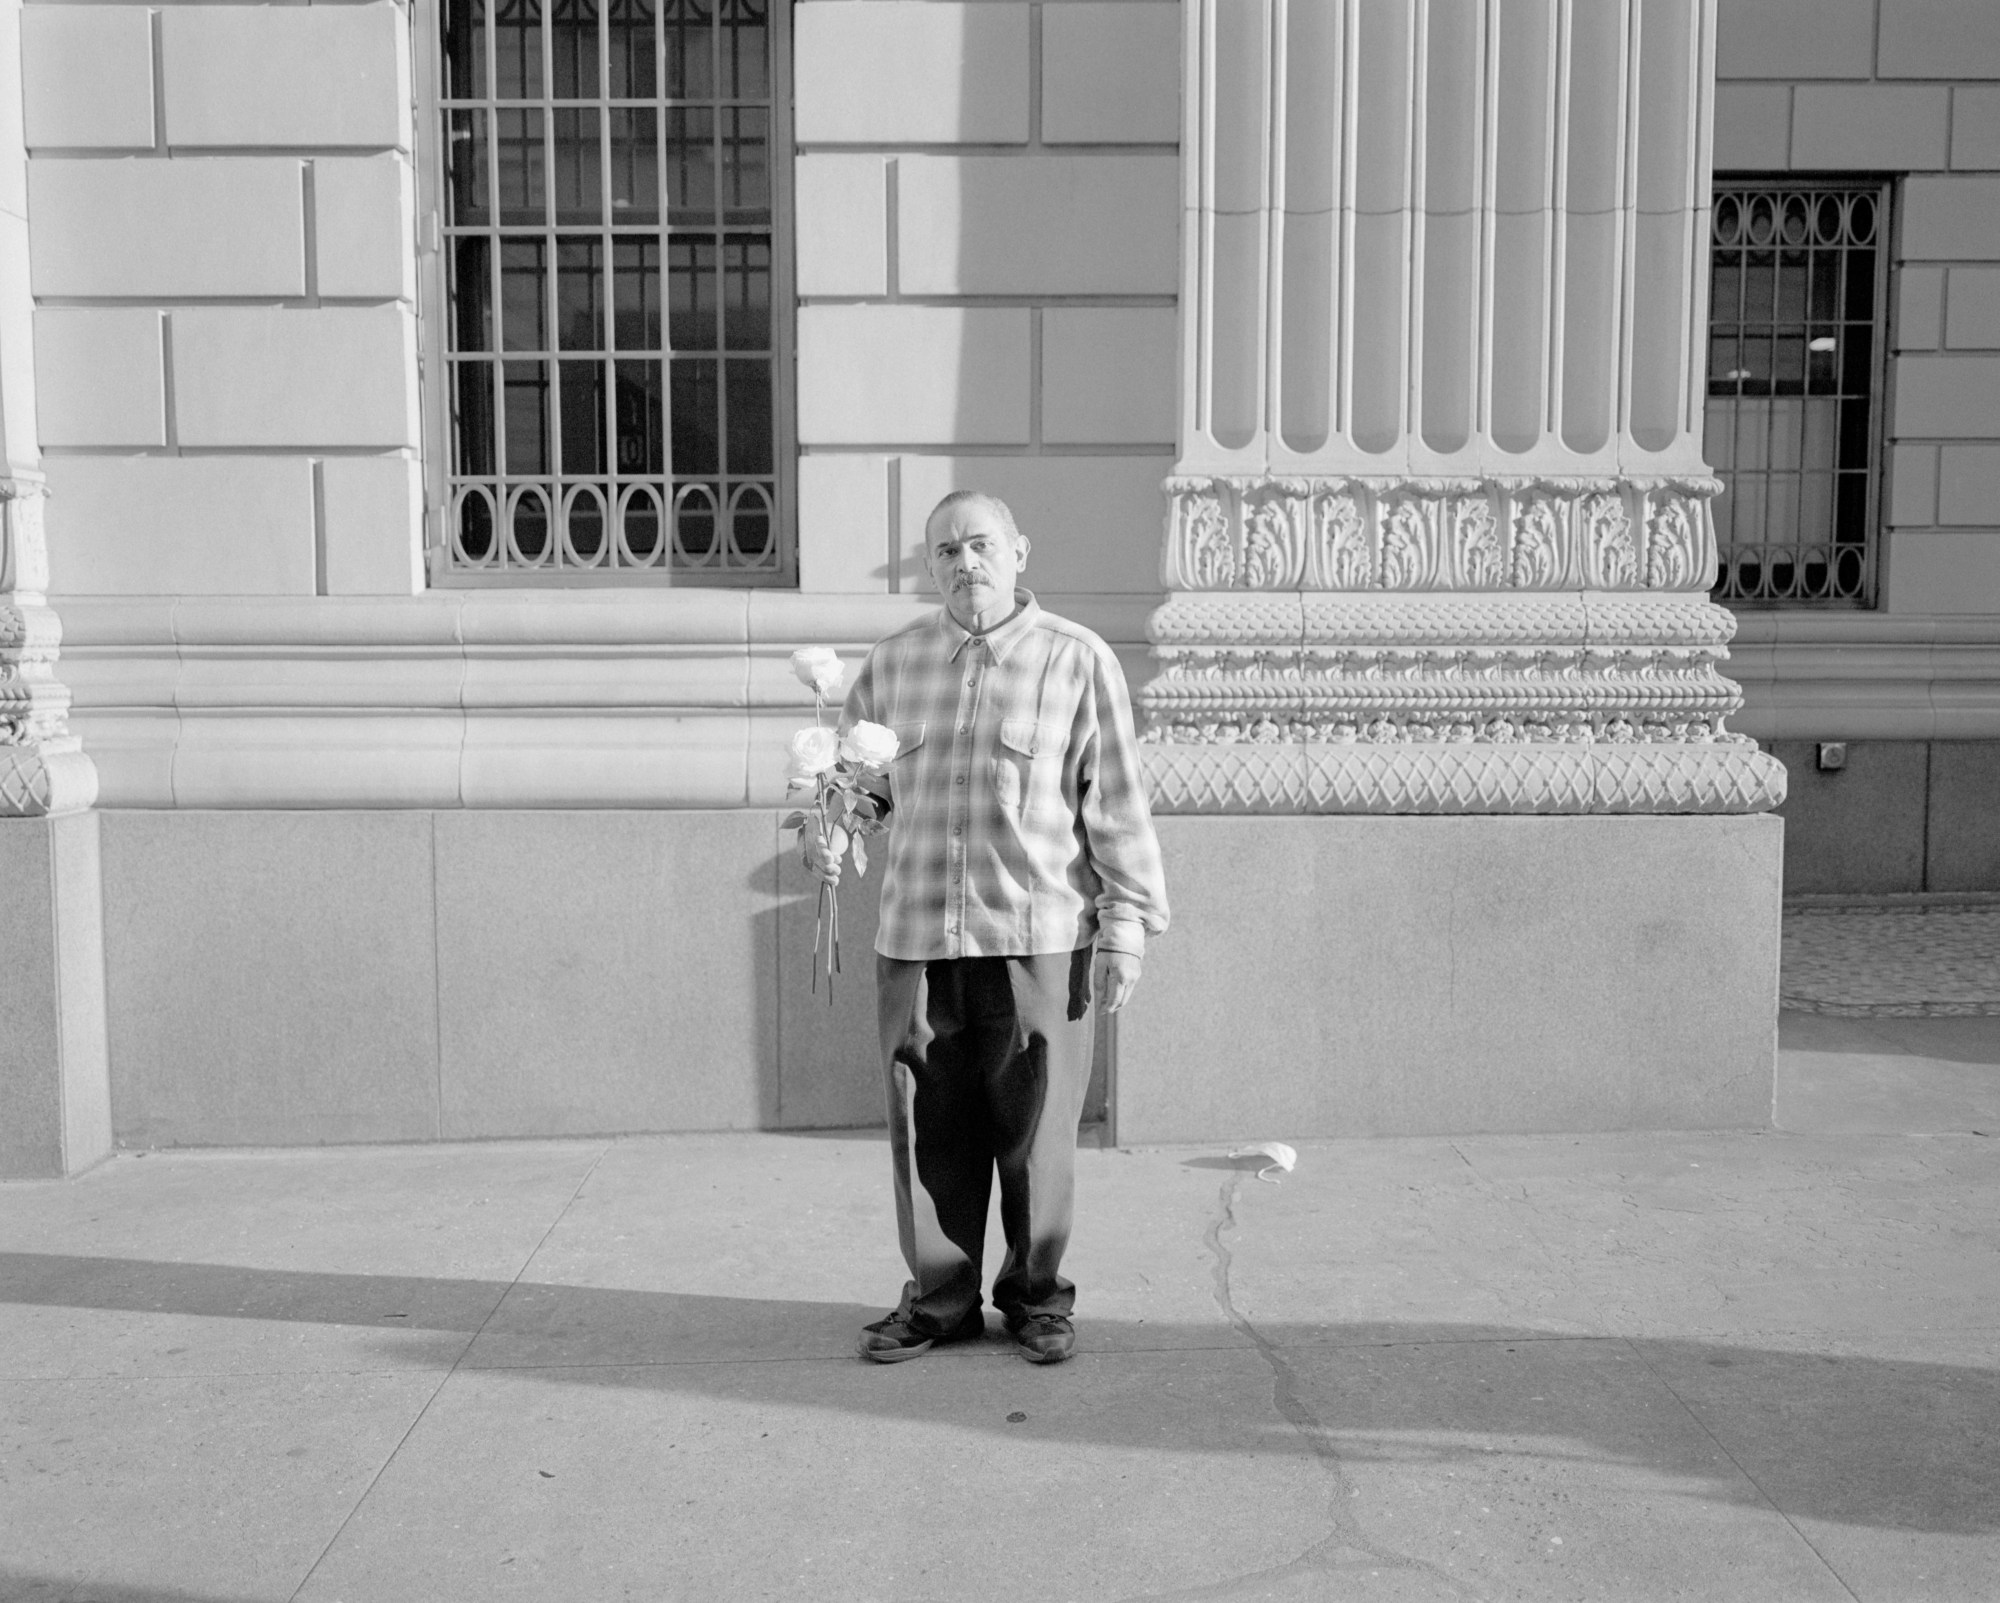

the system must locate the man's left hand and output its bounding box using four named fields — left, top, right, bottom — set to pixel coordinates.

left=1092, top=950, right=1142, bottom=1014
